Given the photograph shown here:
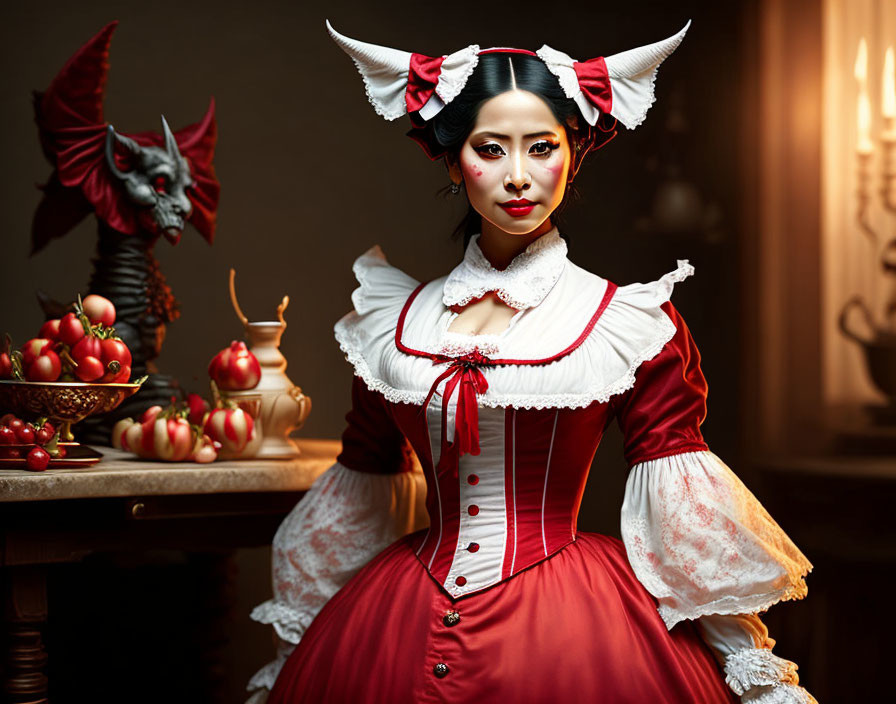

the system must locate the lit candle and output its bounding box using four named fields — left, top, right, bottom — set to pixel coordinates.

left=855, top=38, right=874, bottom=155
left=883, top=46, right=896, bottom=142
